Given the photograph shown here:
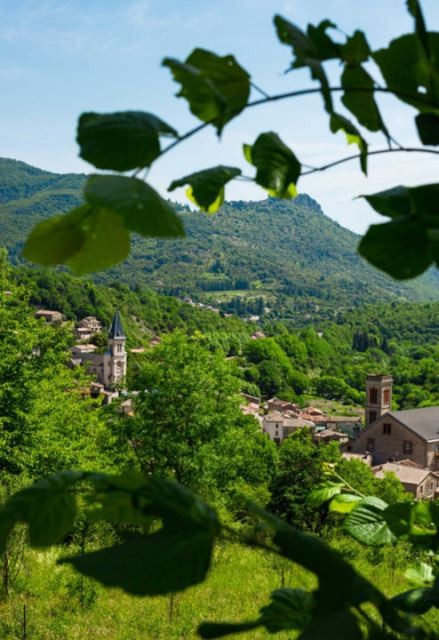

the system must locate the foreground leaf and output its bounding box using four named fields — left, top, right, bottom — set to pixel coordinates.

left=307, top=482, right=343, bottom=508
left=341, top=65, right=388, bottom=135
left=0, top=472, right=85, bottom=551
left=244, top=132, right=300, bottom=198
left=358, top=218, right=432, bottom=279
left=66, top=208, right=130, bottom=274
left=330, top=113, right=368, bottom=174
left=85, top=175, right=184, bottom=237
left=329, top=494, right=362, bottom=514
left=373, top=34, right=439, bottom=113
left=61, top=529, right=214, bottom=596
left=163, top=49, right=250, bottom=133
left=405, top=562, right=434, bottom=587
left=22, top=205, right=88, bottom=265
left=77, top=111, right=178, bottom=171
left=168, top=166, right=241, bottom=213
left=415, top=112, right=439, bottom=145
left=344, top=497, right=395, bottom=546
left=198, top=589, right=314, bottom=638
